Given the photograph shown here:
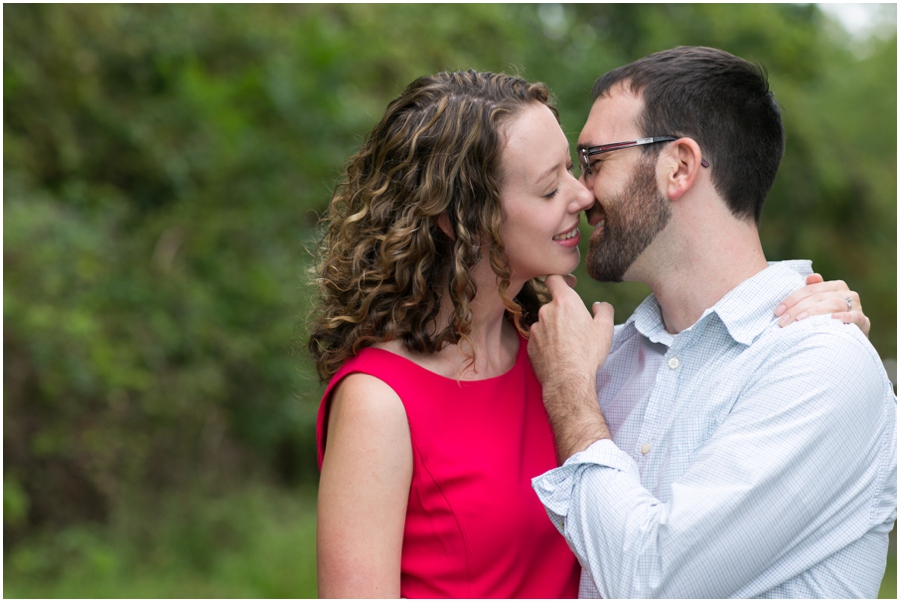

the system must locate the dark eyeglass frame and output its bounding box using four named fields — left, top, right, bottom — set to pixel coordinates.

left=579, top=136, right=710, bottom=177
